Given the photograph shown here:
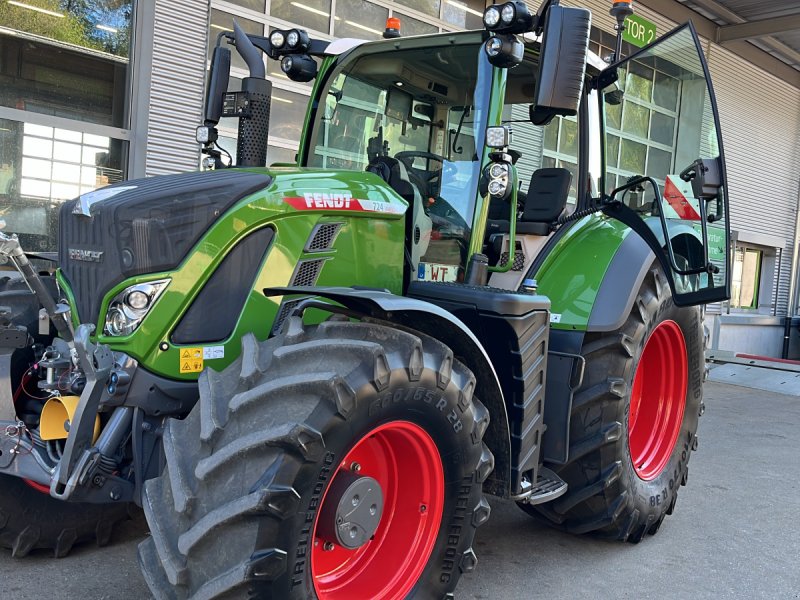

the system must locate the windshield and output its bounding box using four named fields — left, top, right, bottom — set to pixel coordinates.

left=306, top=36, right=492, bottom=281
